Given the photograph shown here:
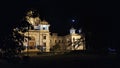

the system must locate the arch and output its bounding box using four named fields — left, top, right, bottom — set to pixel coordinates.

left=28, top=36, right=36, bottom=49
